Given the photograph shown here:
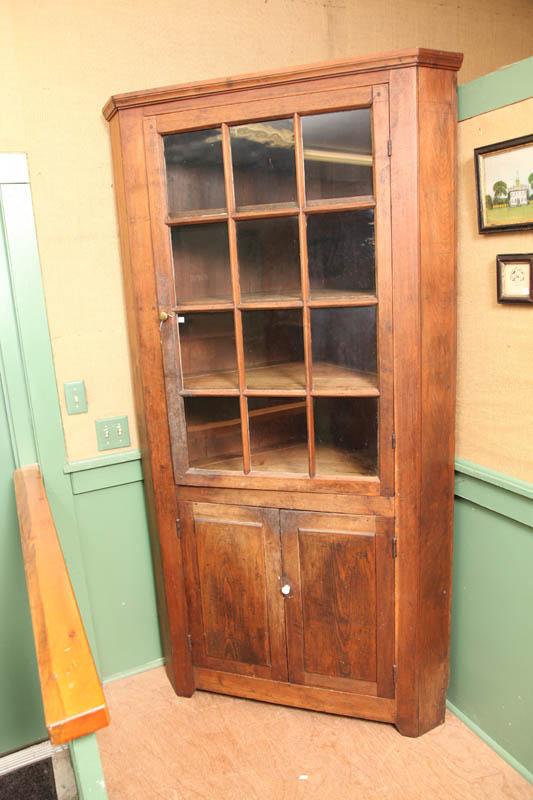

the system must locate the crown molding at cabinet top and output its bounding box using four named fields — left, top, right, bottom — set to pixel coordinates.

left=102, top=47, right=463, bottom=120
